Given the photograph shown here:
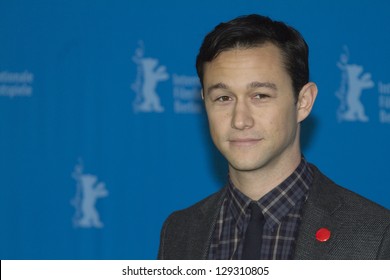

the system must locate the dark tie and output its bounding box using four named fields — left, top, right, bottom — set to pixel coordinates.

left=242, top=202, right=264, bottom=259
